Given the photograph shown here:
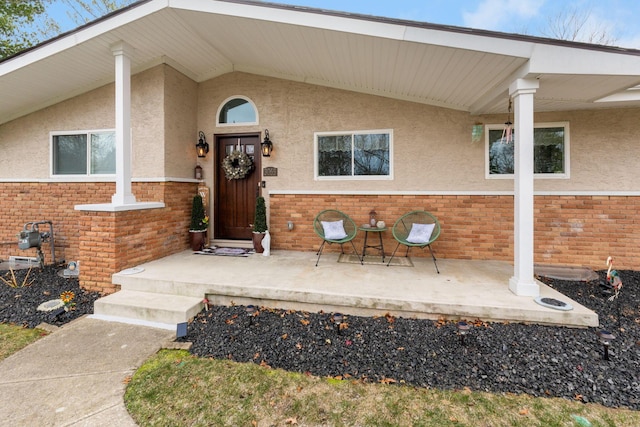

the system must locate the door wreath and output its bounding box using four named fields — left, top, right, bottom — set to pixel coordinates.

left=222, top=150, right=253, bottom=180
